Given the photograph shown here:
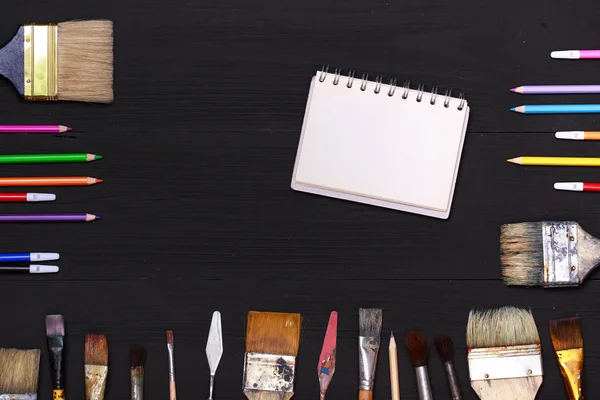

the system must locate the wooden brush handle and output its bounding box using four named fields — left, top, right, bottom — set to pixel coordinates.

left=169, top=382, right=176, bottom=400
left=359, top=389, right=373, bottom=400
